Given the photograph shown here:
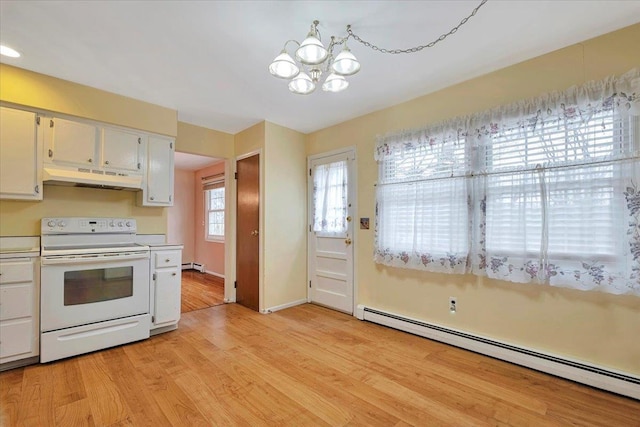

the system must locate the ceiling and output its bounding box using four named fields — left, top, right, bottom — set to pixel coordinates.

left=1, top=1, right=639, bottom=135
left=174, top=151, right=222, bottom=171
